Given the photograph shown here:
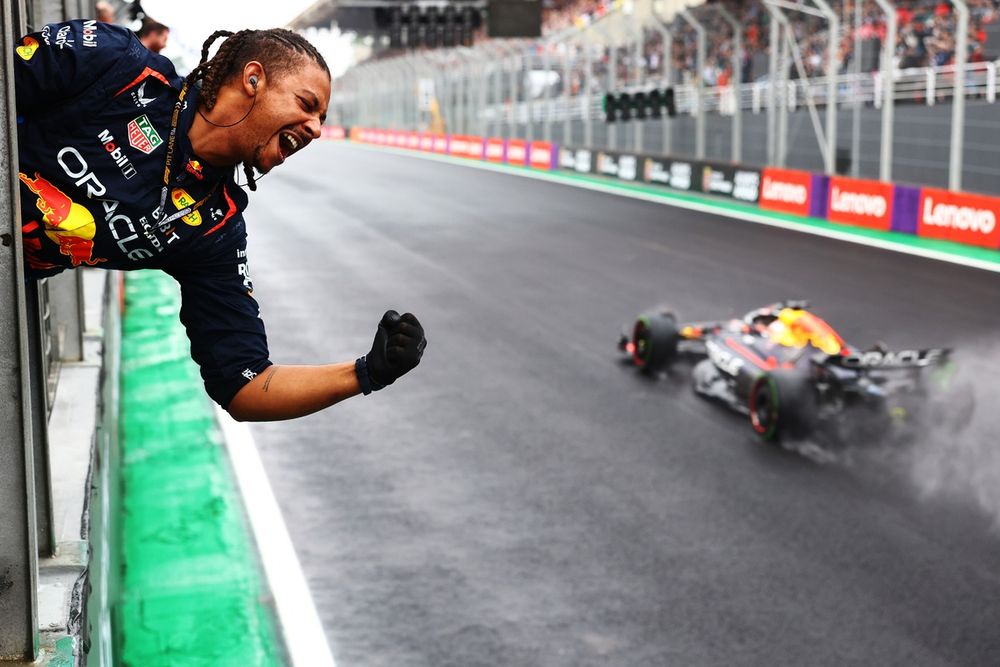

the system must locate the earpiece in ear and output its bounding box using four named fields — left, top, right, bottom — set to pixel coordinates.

left=249, top=75, right=259, bottom=89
